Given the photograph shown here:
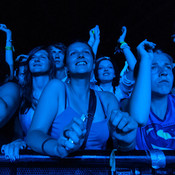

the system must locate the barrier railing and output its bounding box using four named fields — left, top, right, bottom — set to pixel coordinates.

left=0, top=150, right=175, bottom=174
